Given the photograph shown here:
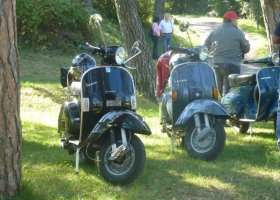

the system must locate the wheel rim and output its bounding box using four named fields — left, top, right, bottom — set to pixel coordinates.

left=104, top=144, right=135, bottom=176
left=190, top=127, right=216, bottom=153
